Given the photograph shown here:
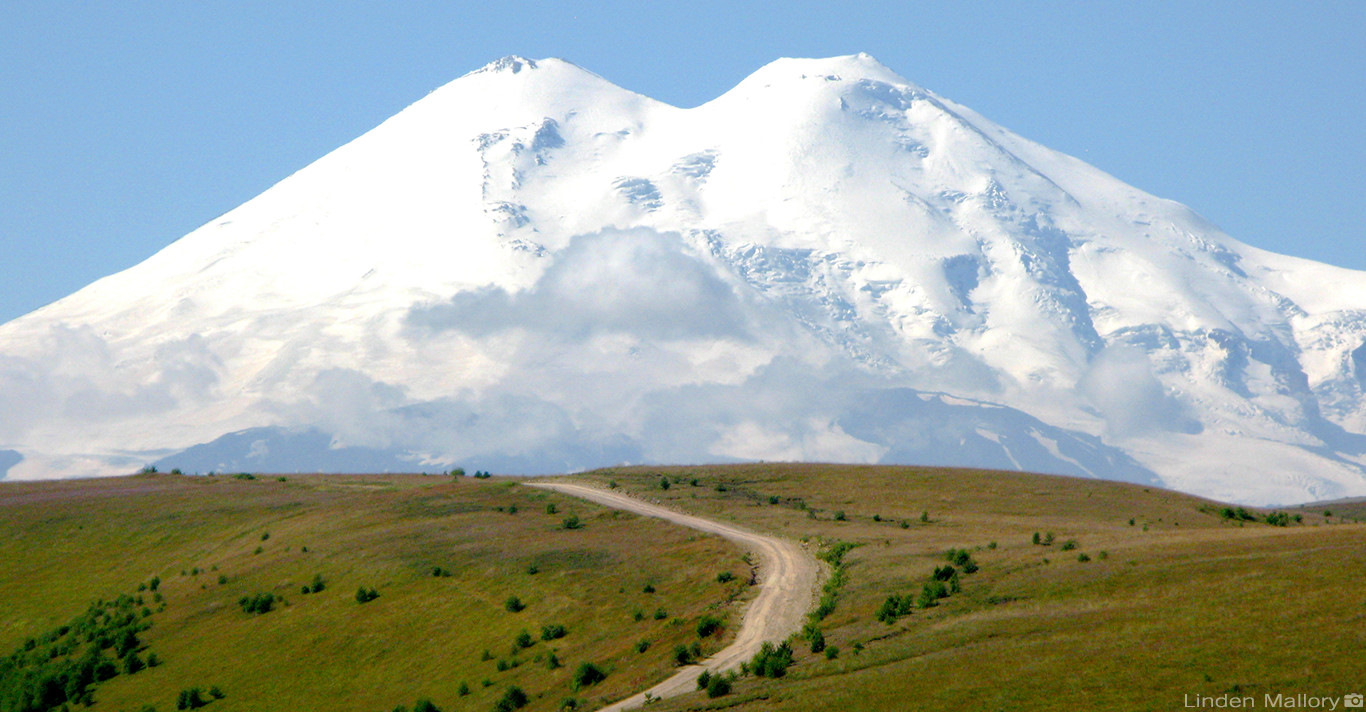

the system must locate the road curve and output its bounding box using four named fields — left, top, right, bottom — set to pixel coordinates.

left=527, top=482, right=822, bottom=712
